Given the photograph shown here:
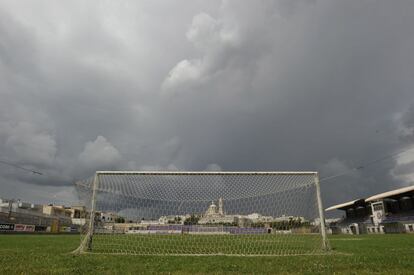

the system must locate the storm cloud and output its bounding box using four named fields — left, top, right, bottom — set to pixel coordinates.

left=0, top=0, right=414, bottom=208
